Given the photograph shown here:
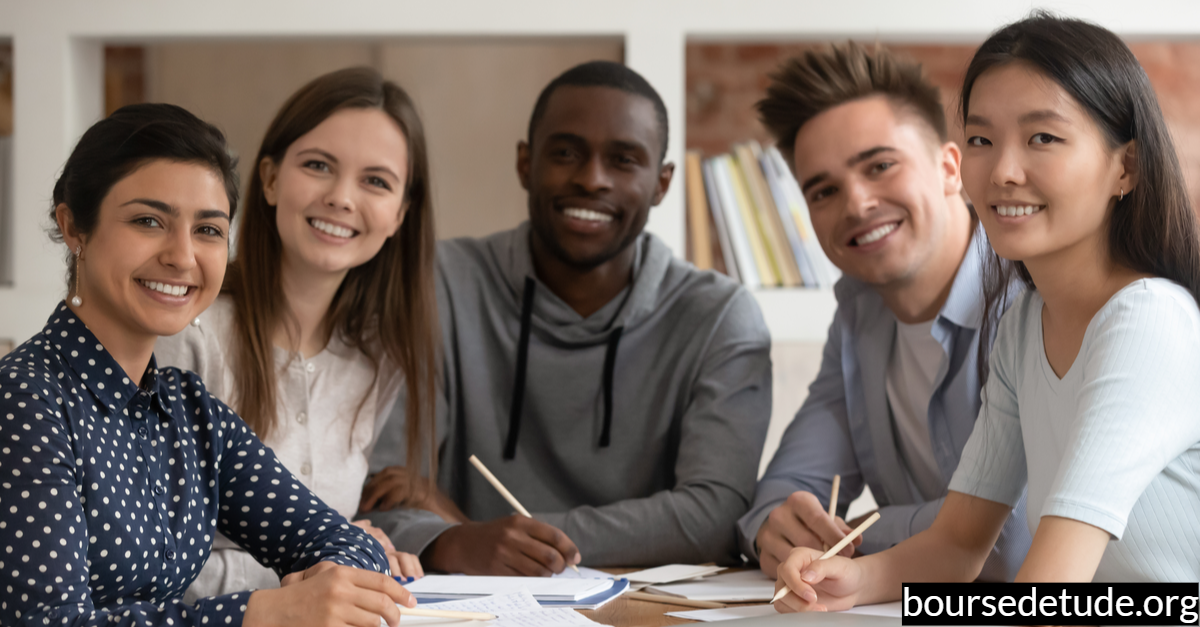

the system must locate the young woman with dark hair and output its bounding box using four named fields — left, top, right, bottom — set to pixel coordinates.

left=155, top=66, right=441, bottom=598
left=0, top=103, right=413, bottom=627
left=771, top=14, right=1200, bottom=611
